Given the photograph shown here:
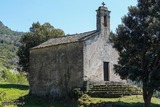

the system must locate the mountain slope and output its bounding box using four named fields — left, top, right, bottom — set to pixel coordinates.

left=0, top=21, right=24, bottom=69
